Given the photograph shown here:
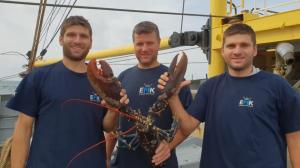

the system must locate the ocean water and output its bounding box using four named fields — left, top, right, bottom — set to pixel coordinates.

left=0, top=81, right=19, bottom=95
left=0, top=81, right=19, bottom=144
